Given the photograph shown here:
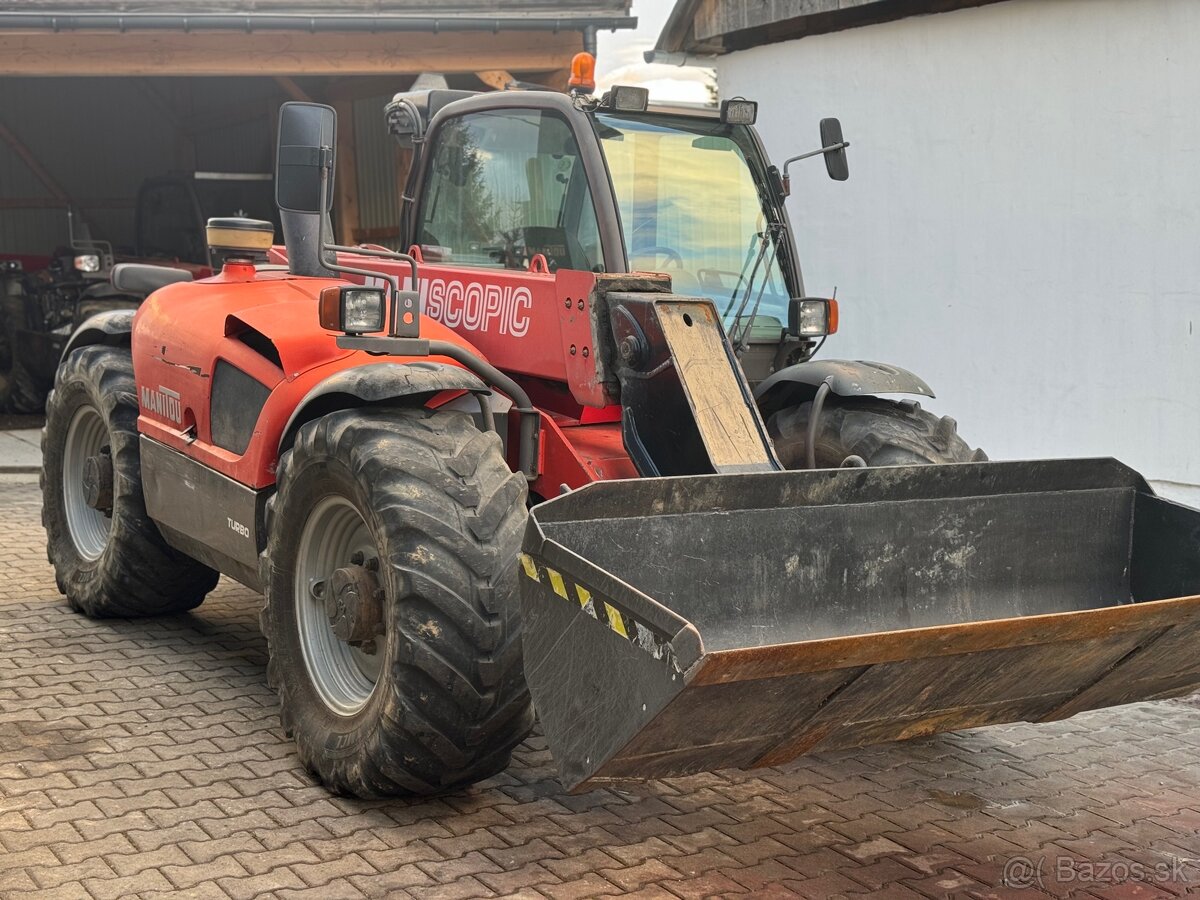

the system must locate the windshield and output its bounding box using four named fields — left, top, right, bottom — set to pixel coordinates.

left=596, top=112, right=793, bottom=332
